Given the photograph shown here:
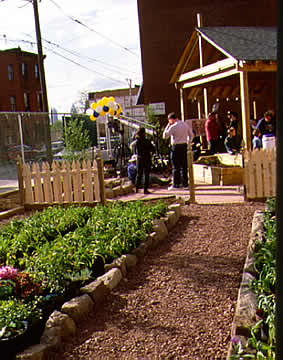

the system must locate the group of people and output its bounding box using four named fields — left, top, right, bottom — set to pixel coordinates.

left=205, top=111, right=242, bottom=155
left=127, top=109, right=276, bottom=195
left=128, top=112, right=193, bottom=193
